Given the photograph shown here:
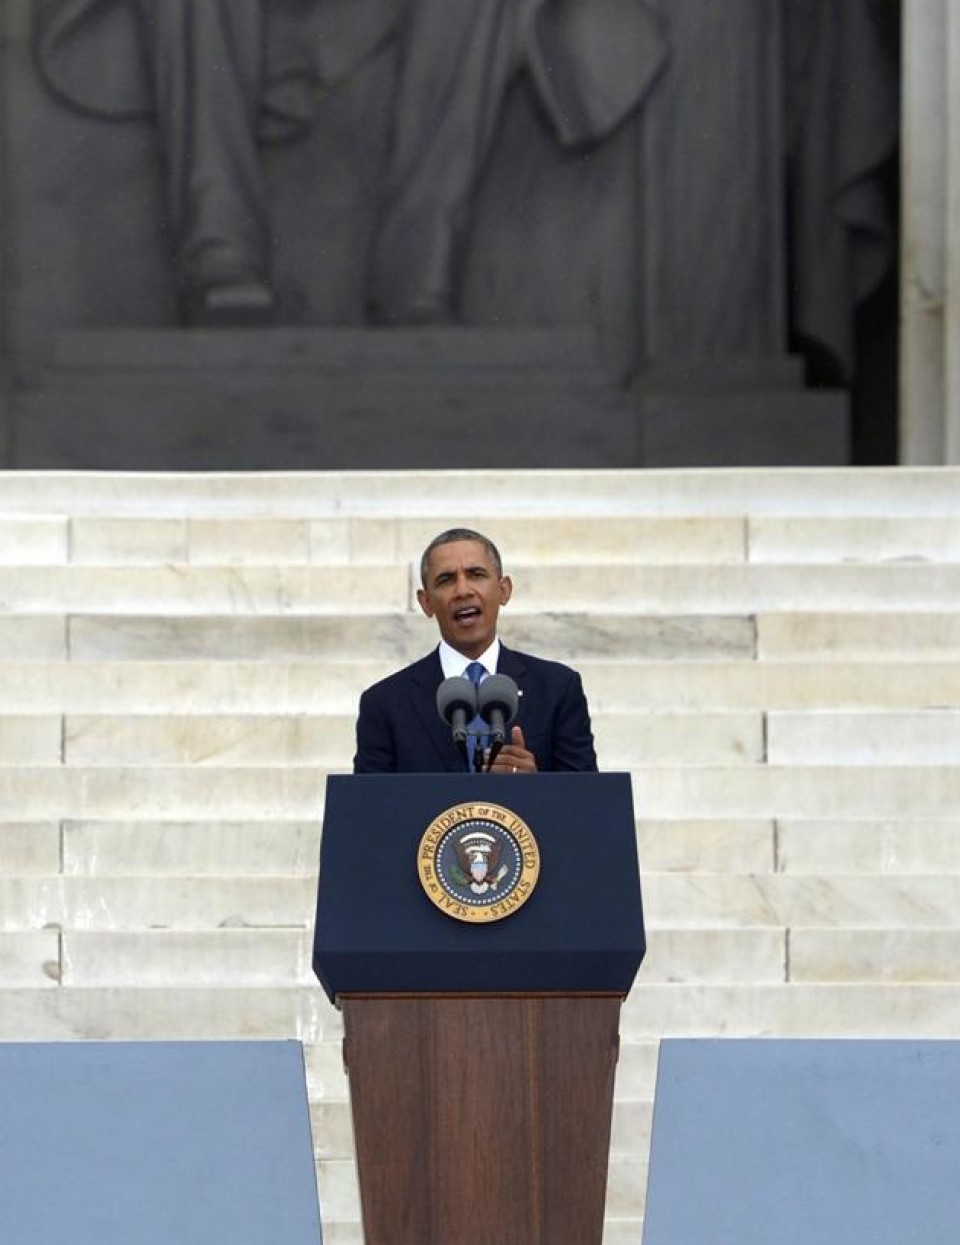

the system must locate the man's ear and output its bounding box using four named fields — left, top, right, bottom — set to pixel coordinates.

left=416, top=587, right=435, bottom=618
left=499, top=575, right=513, bottom=606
